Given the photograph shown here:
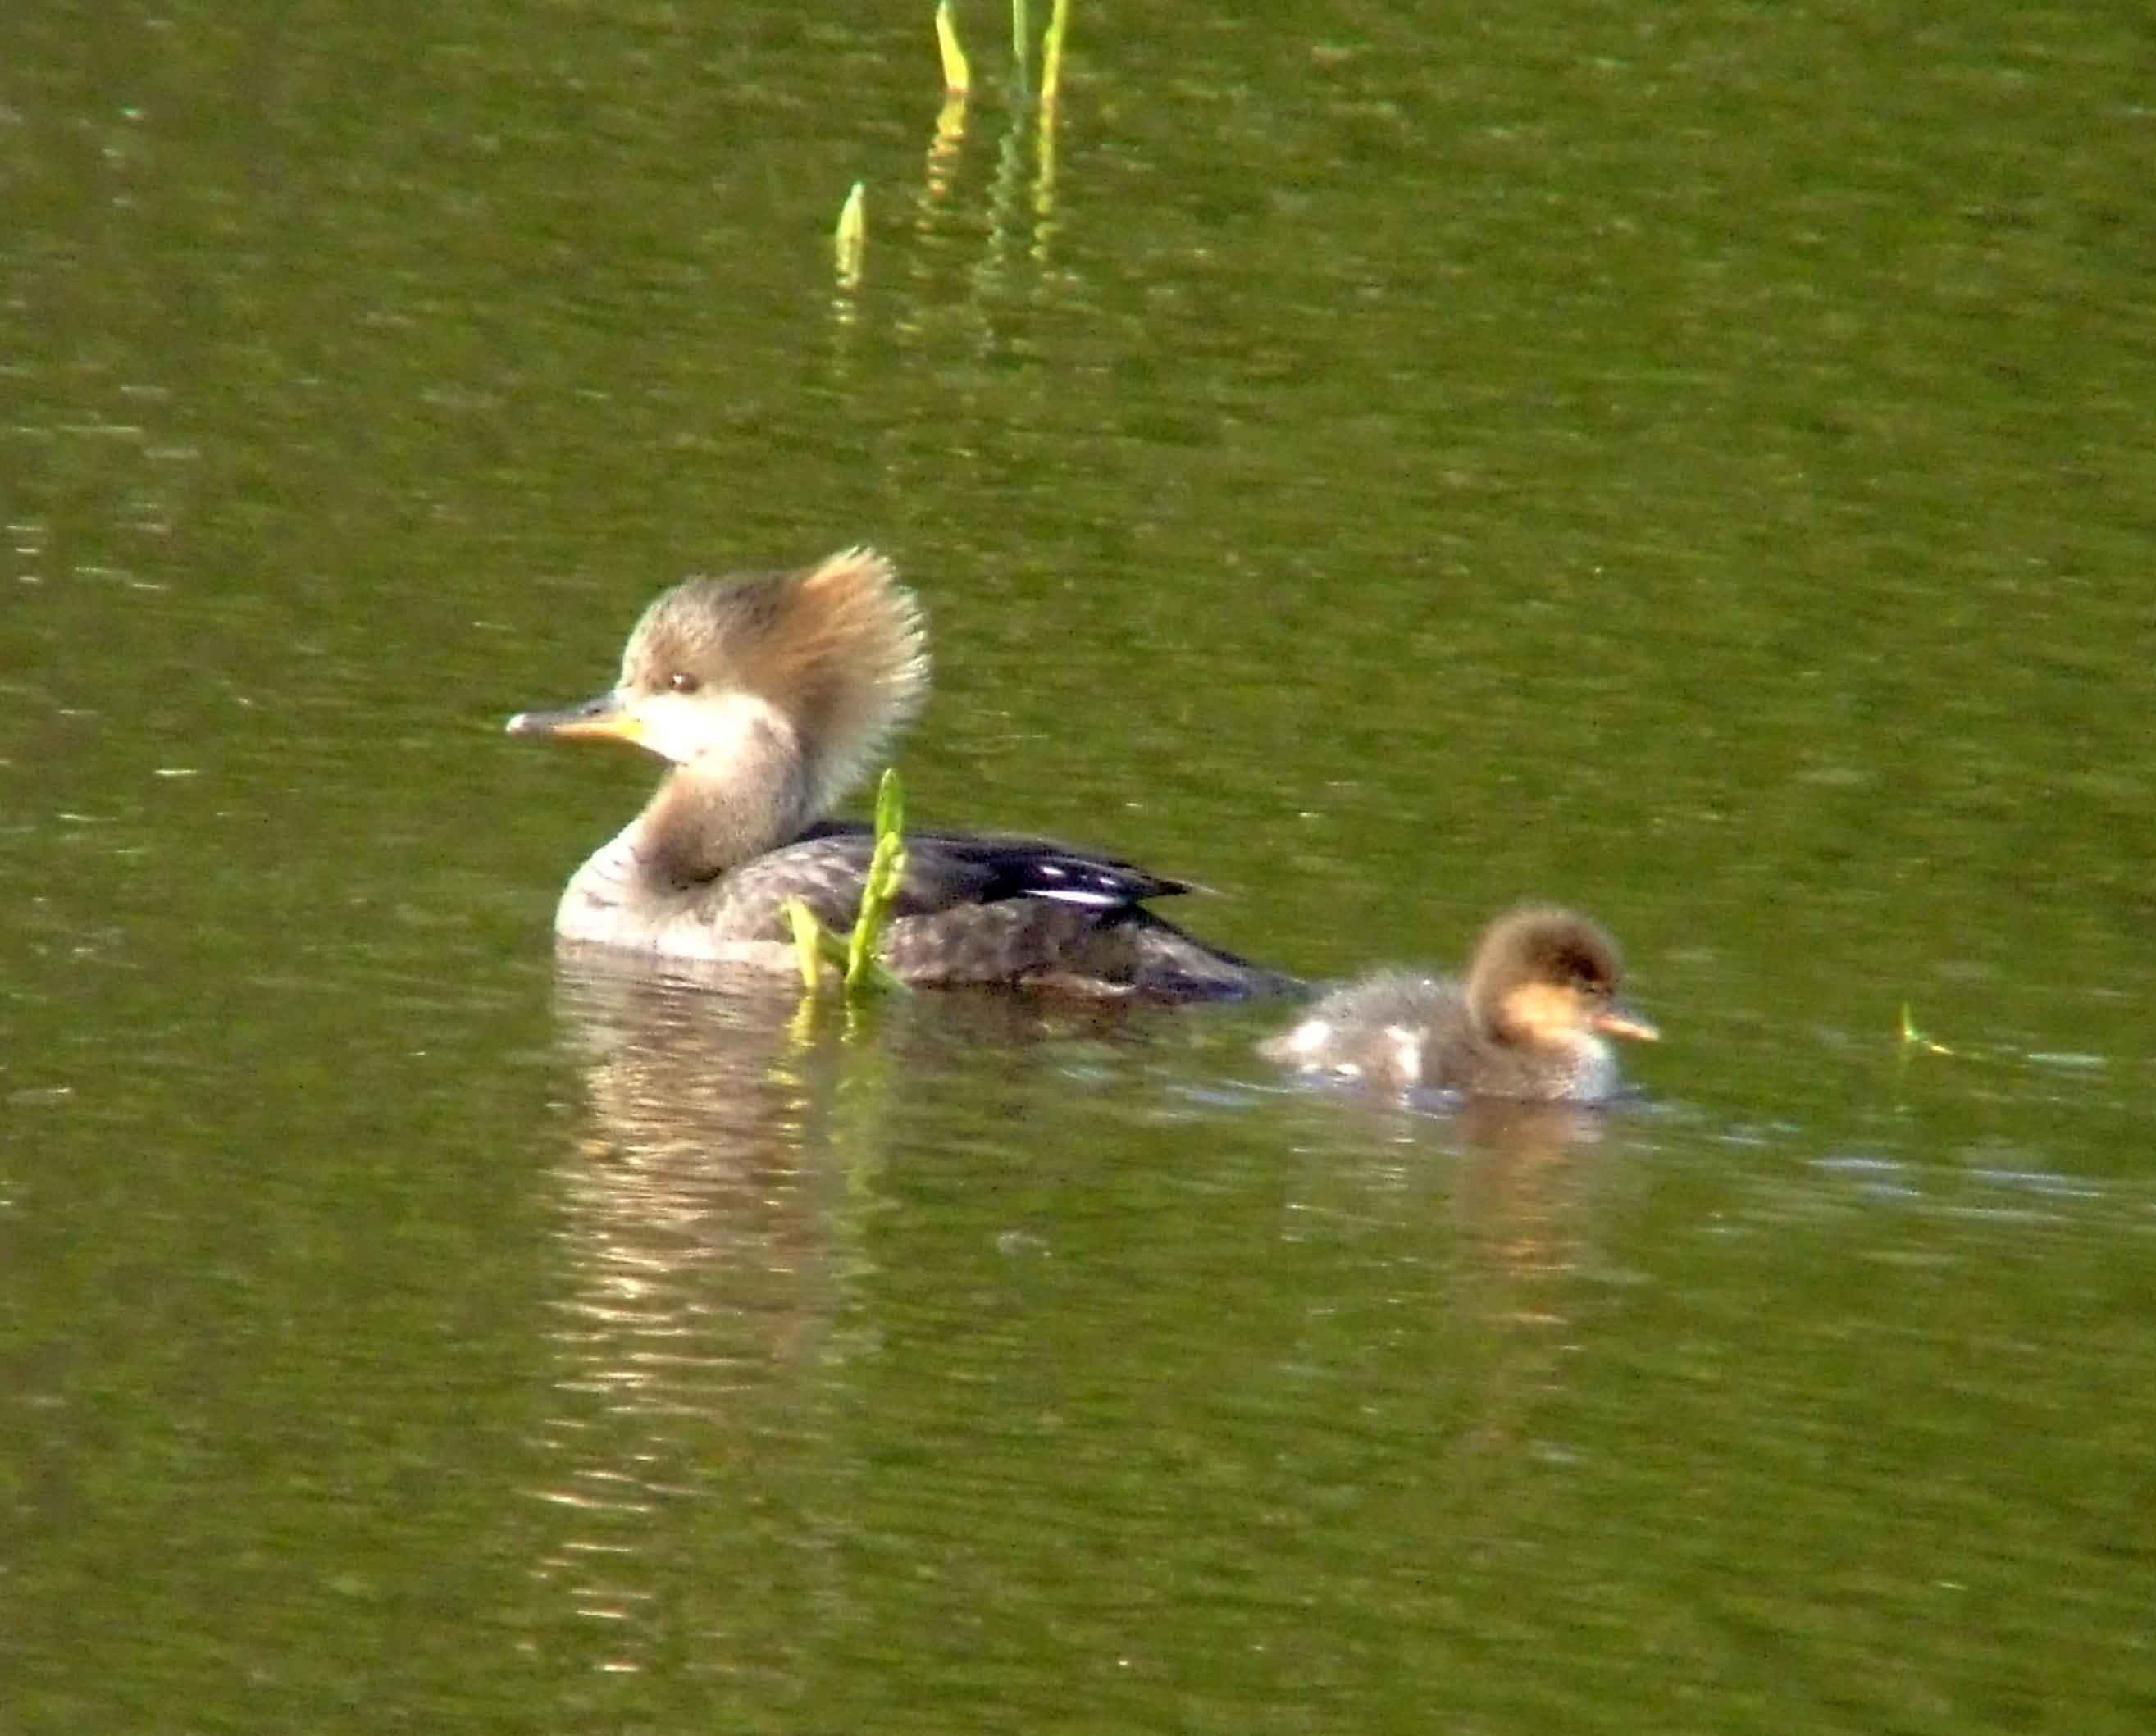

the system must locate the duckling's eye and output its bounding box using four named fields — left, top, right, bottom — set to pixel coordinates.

left=668, top=671, right=701, bottom=695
